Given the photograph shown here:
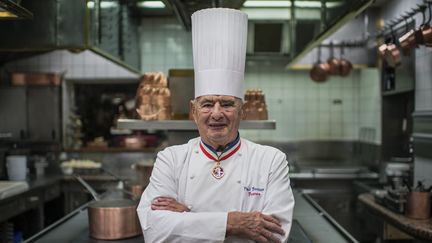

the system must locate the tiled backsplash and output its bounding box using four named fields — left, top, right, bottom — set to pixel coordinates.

left=140, top=17, right=382, bottom=143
